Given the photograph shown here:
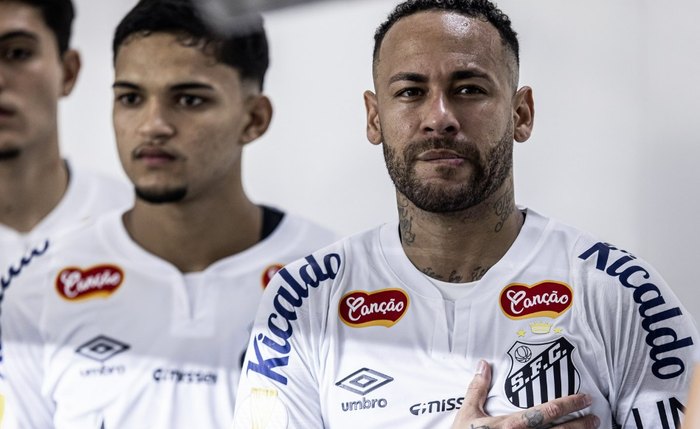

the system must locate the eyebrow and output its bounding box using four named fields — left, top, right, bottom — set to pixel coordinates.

left=388, top=72, right=427, bottom=85
left=112, top=82, right=215, bottom=92
left=388, top=69, right=494, bottom=85
left=0, top=30, right=39, bottom=44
